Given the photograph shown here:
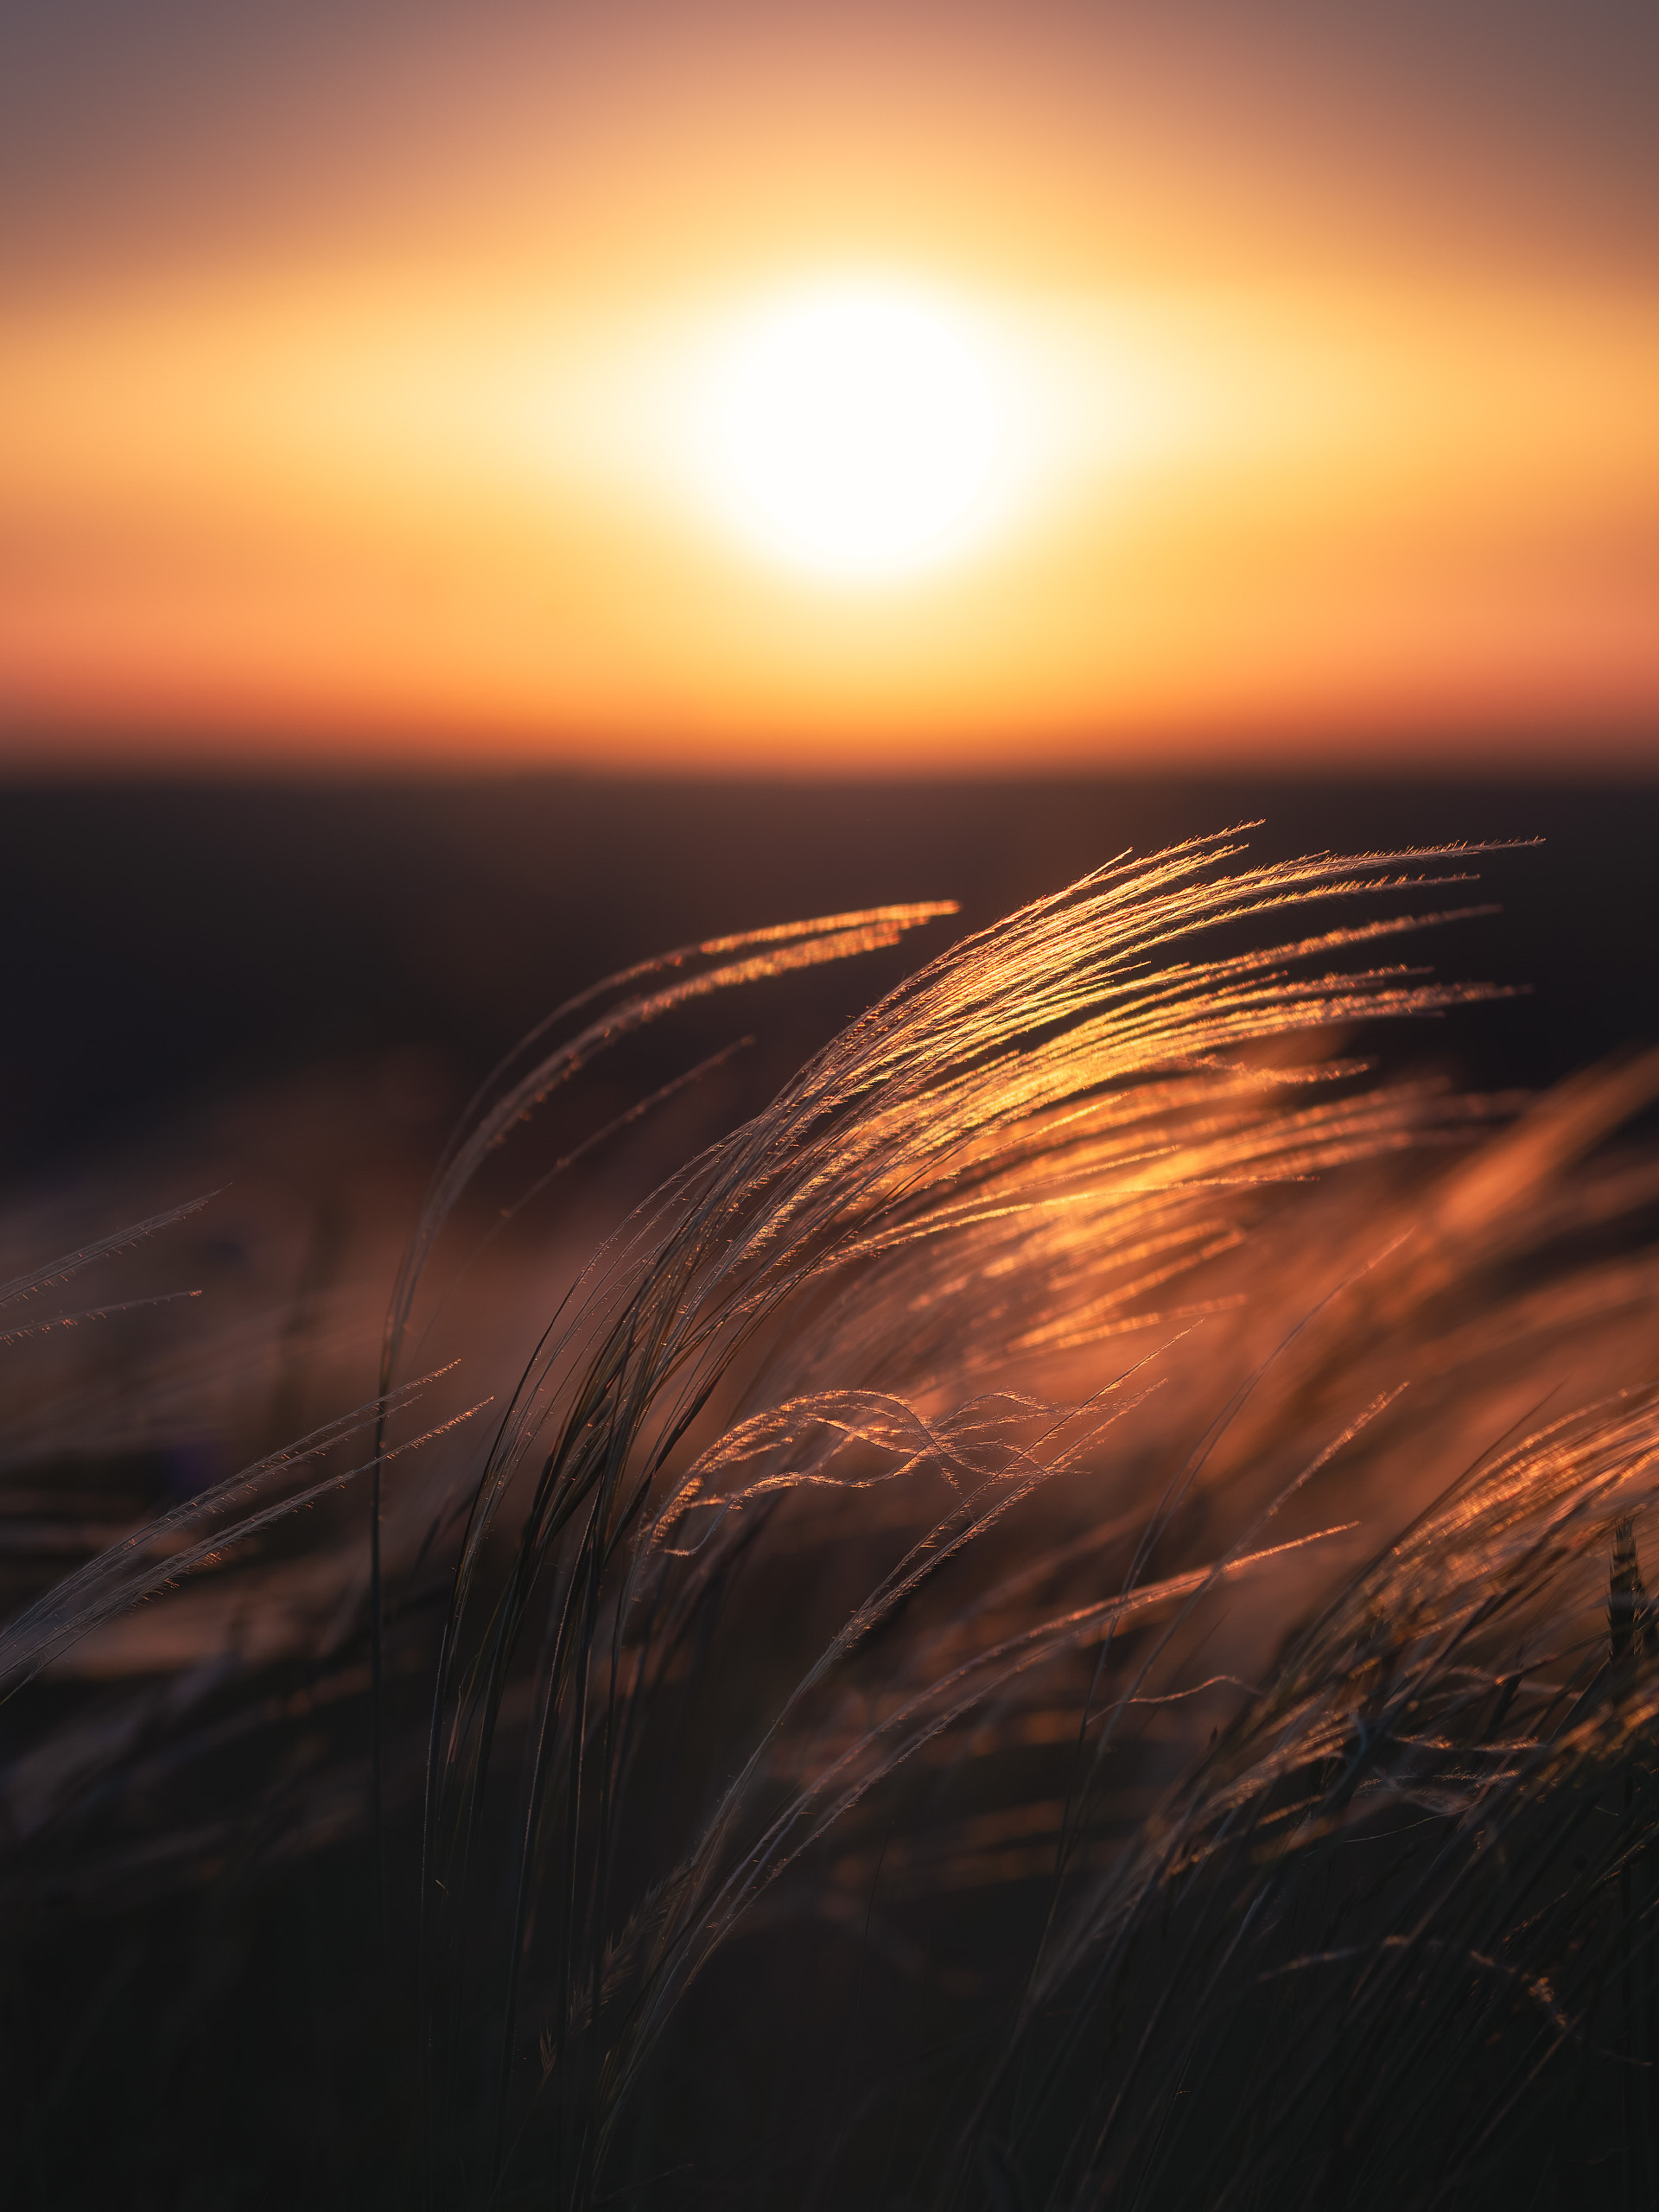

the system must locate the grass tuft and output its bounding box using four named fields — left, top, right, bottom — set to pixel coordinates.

left=6, top=830, right=1659, bottom=2209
